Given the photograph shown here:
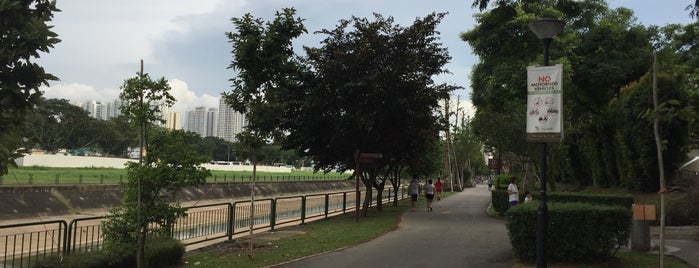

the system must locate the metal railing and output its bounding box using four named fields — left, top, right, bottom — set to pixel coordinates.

left=1, top=188, right=406, bottom=267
